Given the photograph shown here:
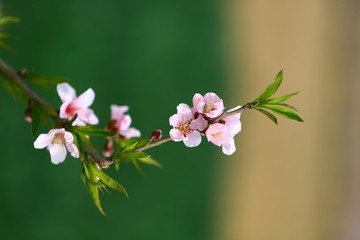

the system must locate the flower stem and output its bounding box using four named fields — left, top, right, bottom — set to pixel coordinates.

left=136, top=136, right=172, bottom=152
left=0, top=57, right=110, bottom=167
